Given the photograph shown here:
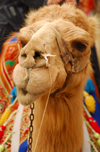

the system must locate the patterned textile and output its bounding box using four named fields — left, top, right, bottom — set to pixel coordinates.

left=0, top=36, right=29, bottom=151
left=0, top=106, right=30, bottom=151
left=83, top=106, right=100, bottom=152
left=0, top=36, right=20, bottom=116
